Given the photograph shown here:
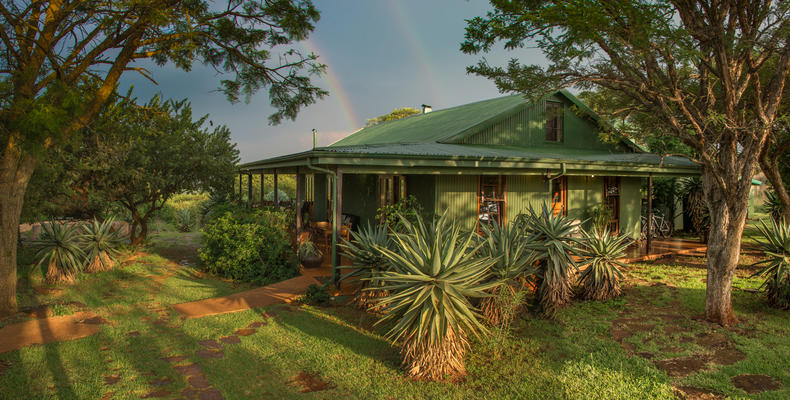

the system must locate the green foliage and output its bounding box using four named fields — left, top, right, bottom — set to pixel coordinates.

left=297, top=240, right=323, bottom=260
left=577, top=227, right=631, bottom=301
left=264, top=189, right=291, bottom=203
left=764, top=191, right=786, bottom=224
left=520, top=203, right=580, bottom=318
left=33, top=222, right=85, bottom=284
left=587, top=204, right=613, bottom=232
left=376, top=195, right=424, bottom=231
left=365, top=107, right=421, bottom=127
left=752, top=219, right=790, bottom=309
left=160, top=193, right=210, bottom=227
left=198, top=206, right=298, bottom=285
left=371, top=212, right=498, bottom=380
left=679, top=177, right=709, bottom=240
left=303, top=283, right=331, bottom=305
left=81, top=217, right=126, bottom=273
left=174, top=209, right=194, bottom=233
